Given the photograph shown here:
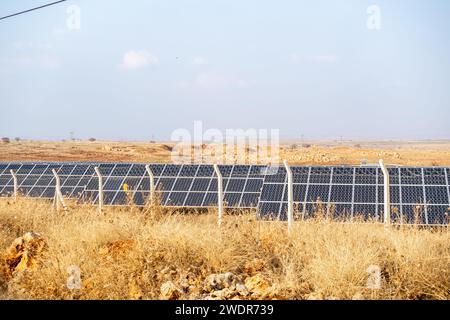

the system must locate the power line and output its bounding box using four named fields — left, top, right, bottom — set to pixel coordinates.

left=0, top=0, right=67, bottom=21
